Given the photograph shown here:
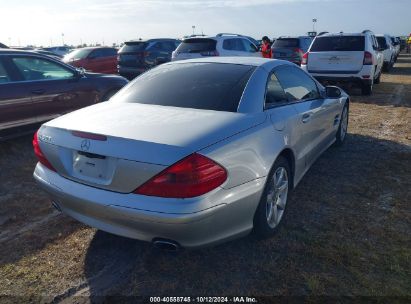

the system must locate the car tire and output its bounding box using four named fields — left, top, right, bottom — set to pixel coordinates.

left=361, top=82, right=373, bottom=95
left=335, top=103, right=349, bottom=146
left=254, top=156, right=291, bottom=238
